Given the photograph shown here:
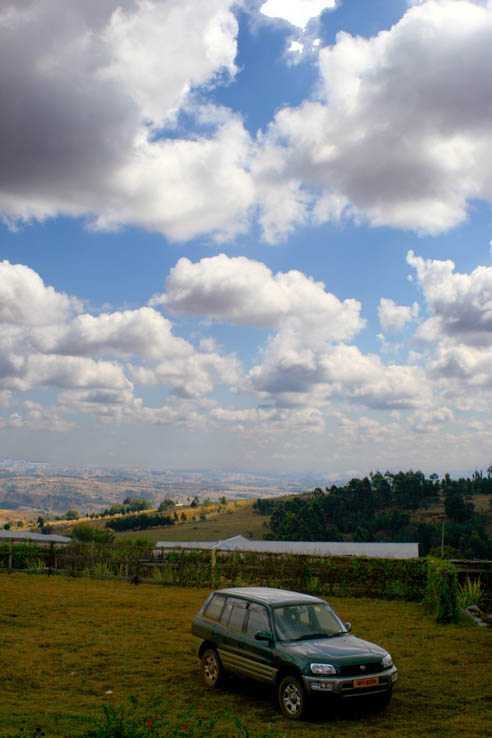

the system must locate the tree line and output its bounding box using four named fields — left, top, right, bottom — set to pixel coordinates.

left=257, top=469, right=492, bottom=559
left=105, top=511, right=175, bottom=532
